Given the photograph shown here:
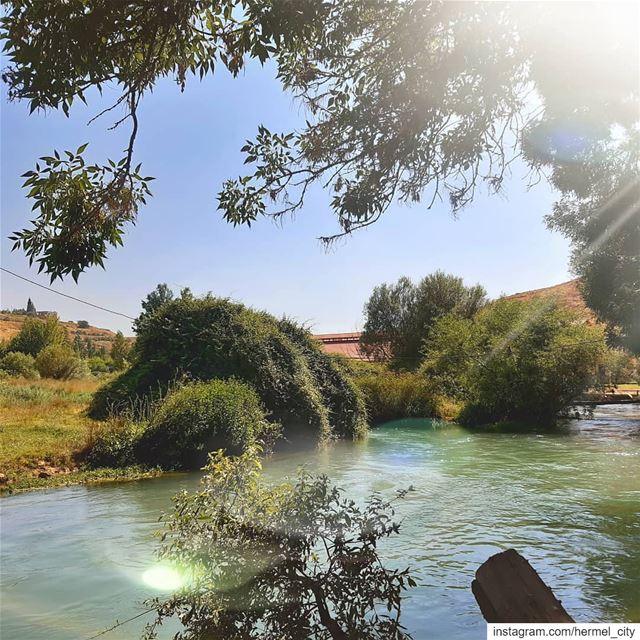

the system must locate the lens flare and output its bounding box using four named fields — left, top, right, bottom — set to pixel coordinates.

left=142, top=564, right=184, bottom=592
